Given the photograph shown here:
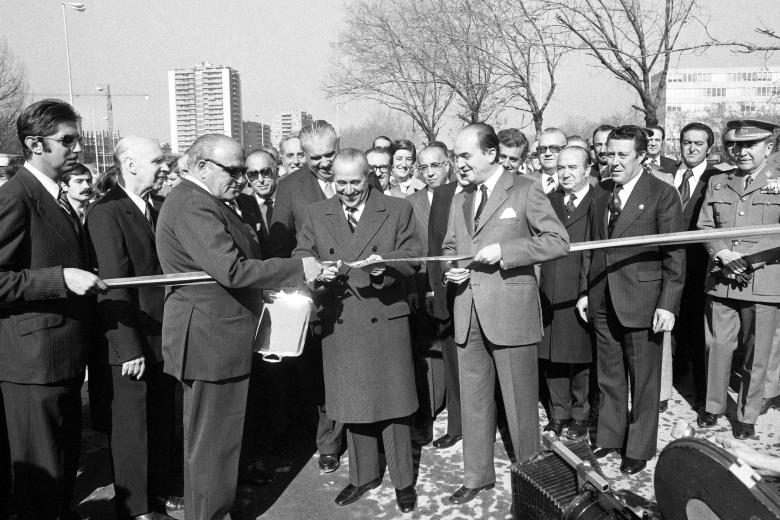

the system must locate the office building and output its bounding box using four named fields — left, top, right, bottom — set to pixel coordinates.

left=168, top=62, right=242, bottom=154
left=243, top=121, right=272, bottom=153
left=272, top=110, right=313, bottom=147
